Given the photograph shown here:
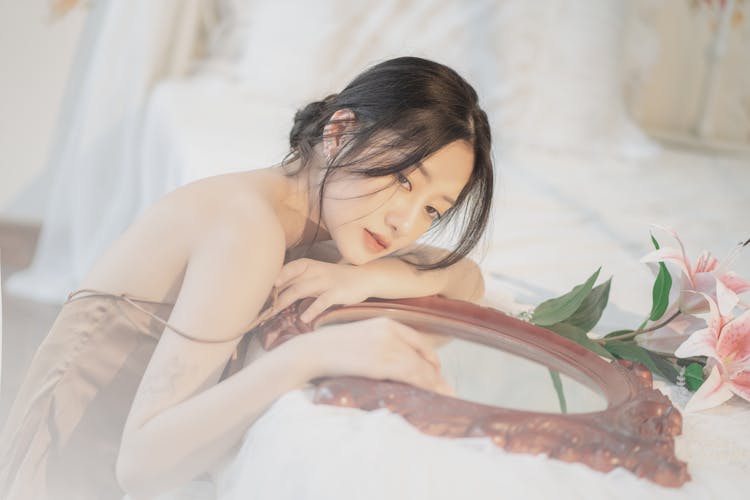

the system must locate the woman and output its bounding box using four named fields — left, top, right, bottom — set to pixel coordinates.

left=0, top=56, right=493, bottom=499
